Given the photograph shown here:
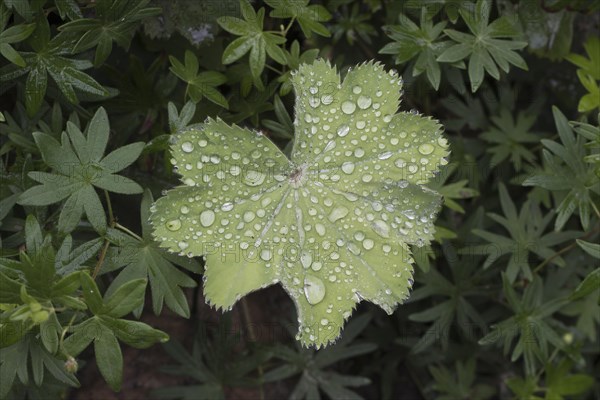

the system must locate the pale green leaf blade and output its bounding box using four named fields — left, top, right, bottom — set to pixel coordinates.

left=151, top=60, right=448, bottom=348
